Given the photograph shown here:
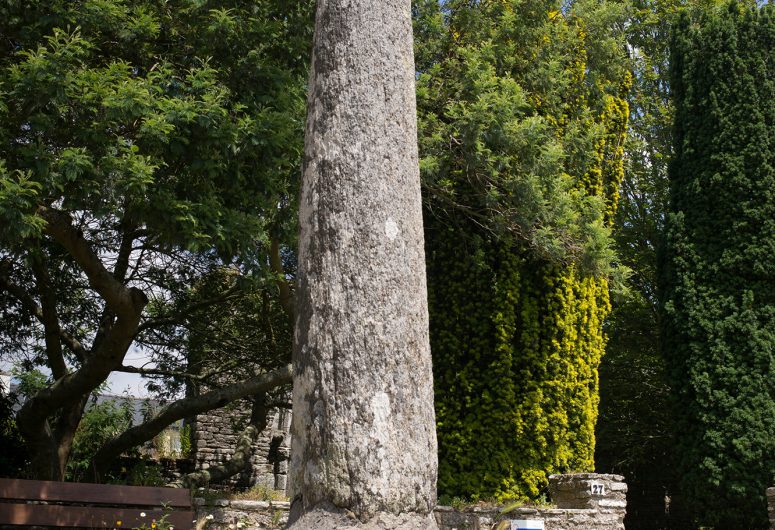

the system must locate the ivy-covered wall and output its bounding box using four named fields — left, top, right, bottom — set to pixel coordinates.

left=415, top=0, right=629, bottom=501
